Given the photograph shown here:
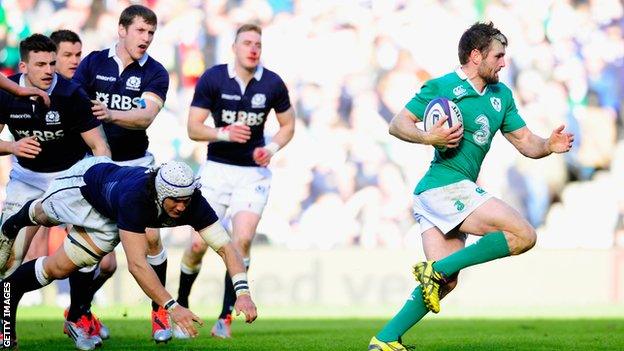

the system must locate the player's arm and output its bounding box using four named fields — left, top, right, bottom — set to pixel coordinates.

left=503, top=125, right=574, bottom=159
left=91, top=92, right=163, bottom=130
left=253, top=106, right=295, bottom=167
left=388, top=107, right=463, bottom=149
left=119, top=229, right=204, bottom=336
left=198, top=222, right=258, bottom=323
left=80, top=125, right=111, bottom=157
left=0, top=124, right=41, bottom=158
left=0, top=74, right=50, bottom=106
left=187, top=106, right=250, bottom=143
